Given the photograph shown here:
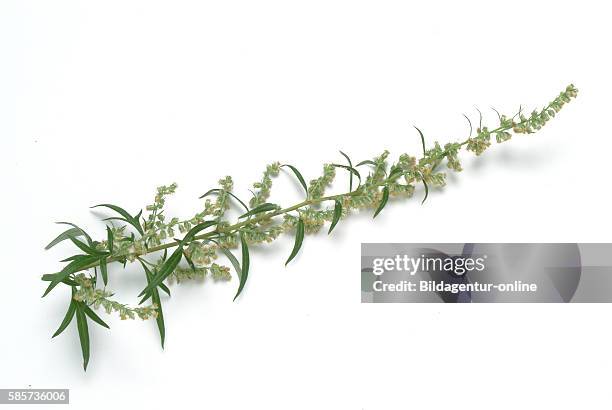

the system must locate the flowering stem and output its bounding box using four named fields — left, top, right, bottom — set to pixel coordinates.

left=76, top=99, right=563, bottom=273
left=43, top=84, right=578, bottom=371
